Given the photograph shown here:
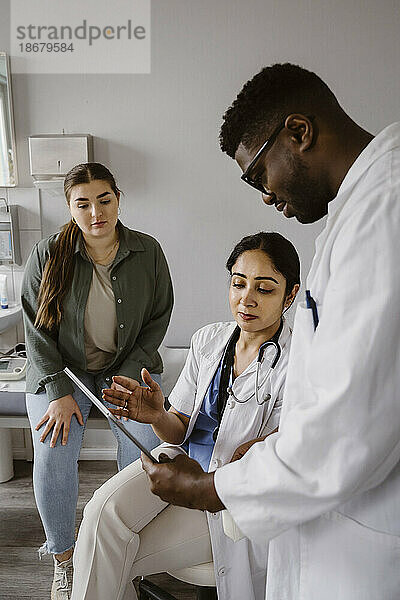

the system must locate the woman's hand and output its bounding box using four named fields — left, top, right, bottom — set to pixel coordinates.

left=35, top=394, right=84, bottom=447
left=230, top=436, right=267, bottom=462
left=102, top=368, right=165, bottom=424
